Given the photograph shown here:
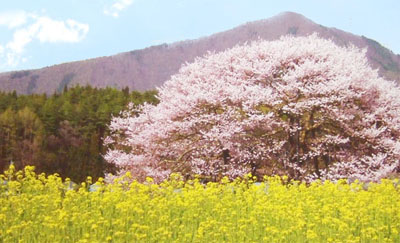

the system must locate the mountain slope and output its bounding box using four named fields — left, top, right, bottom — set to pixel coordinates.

left=1, top=12, right=399, bottom=94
